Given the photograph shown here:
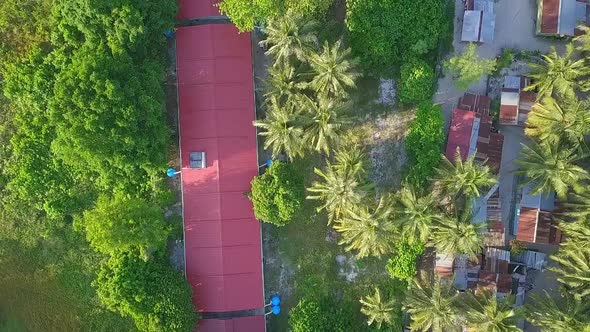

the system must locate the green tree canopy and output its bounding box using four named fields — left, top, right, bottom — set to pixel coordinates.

left=434, top=150, right=497, bottom=200
left=515, top=141, right=589, bottom=199
left=404, top=276, right=459, bottom=332
left=94, top=252, right=197, bottom=332
left=75, top=195, right=170, bottom=258
left=333, top=196, right=396, bottom=258
left=444, top=43, right=496, bottom=90
left=459, top=290, right=522, bottom=332
left=360, top=287, right=397, bottom=329
left=525, top=291, right=590, bottom=332
left=433, top=211, right=485, bottom=258
left=386, top=240, right=425, bottom=281
left=550, top=247, right=590, bottom=299
left=307, top=40, right=360, bottom=99
left=525, top=44, right=588, bottom=98
left=346, top=0, right=446, bottom=74
left=249, top=161, right=305, bottom=226
left=288, top=297, right=358, bottom=332
left=393, top=186, right=438, bottom=243
left=219, top=0, right=332, bottom=32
